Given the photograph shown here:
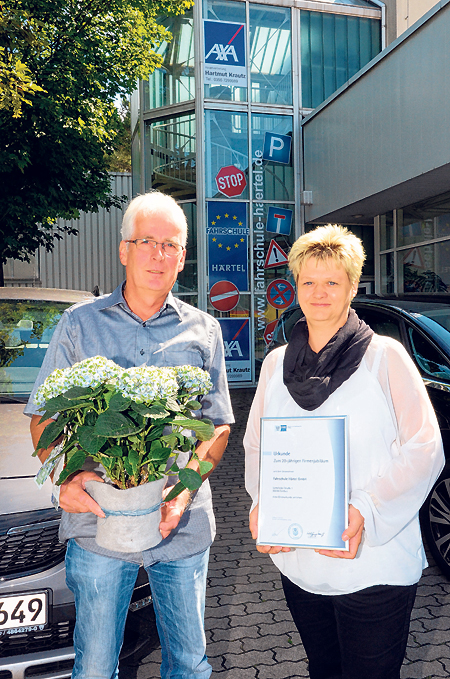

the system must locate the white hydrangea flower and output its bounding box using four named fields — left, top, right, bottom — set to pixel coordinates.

left=116, top=366, right=178, bottom=403
left=174, top=366, right=213, bottom=395
left=35, top=358, right=212, bottom=409
left=34, top=356, right=123, bottom=406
